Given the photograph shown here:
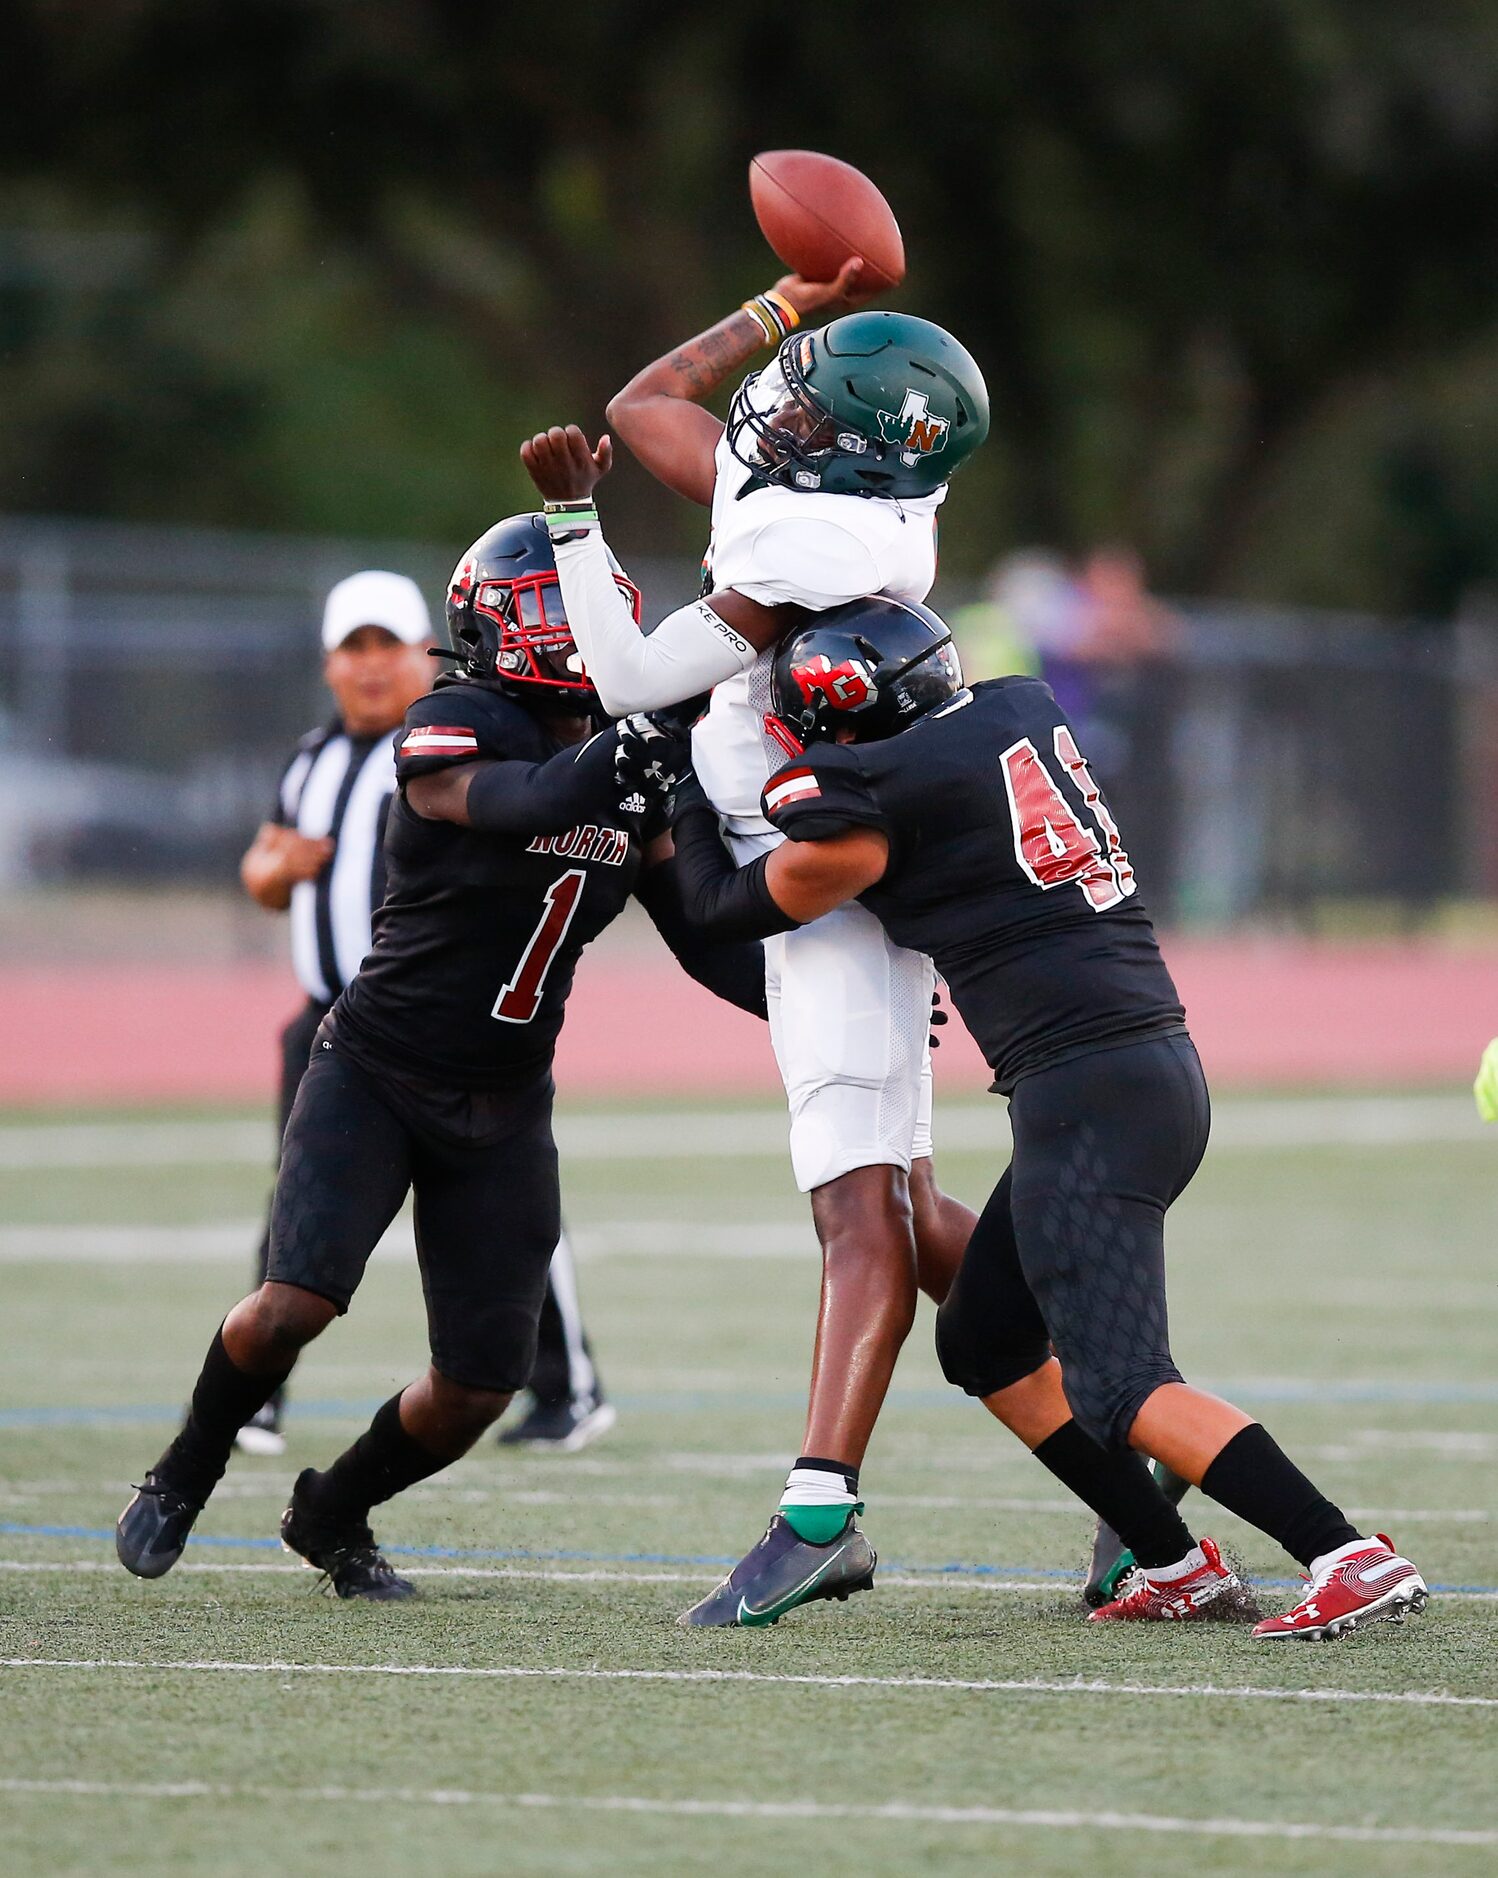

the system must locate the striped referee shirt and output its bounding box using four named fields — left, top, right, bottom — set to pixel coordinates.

left=275, top=720, right=398, bottom=1005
